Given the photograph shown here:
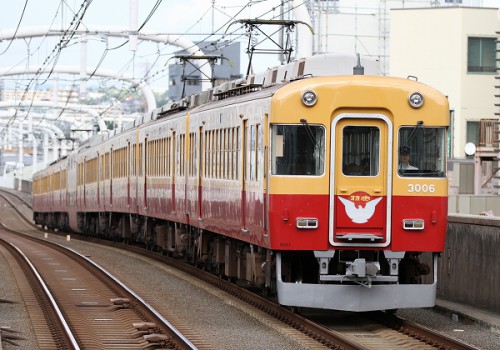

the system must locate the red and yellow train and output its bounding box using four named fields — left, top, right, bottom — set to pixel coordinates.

left=33, top=55, right=449, bottom=312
